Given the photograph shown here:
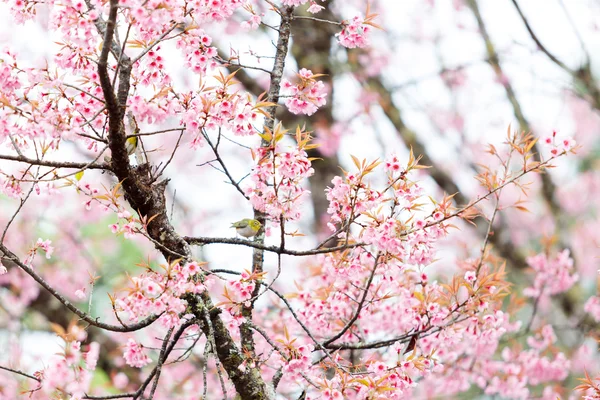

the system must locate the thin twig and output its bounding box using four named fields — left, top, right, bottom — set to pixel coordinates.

left=0, top=365, right=40, bottom=382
